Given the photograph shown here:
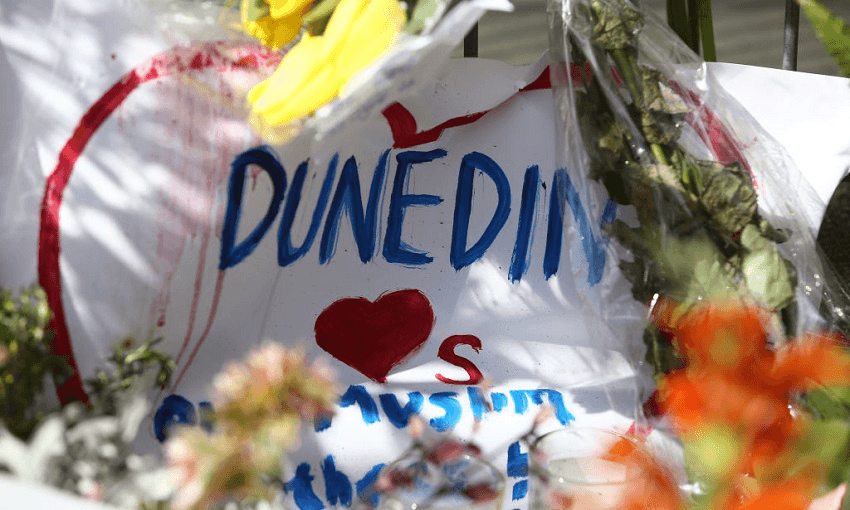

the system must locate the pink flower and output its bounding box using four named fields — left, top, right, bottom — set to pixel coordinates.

left=165, top=434, right=205, bottom=509
left=212, top=361, right=250, bottom=407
